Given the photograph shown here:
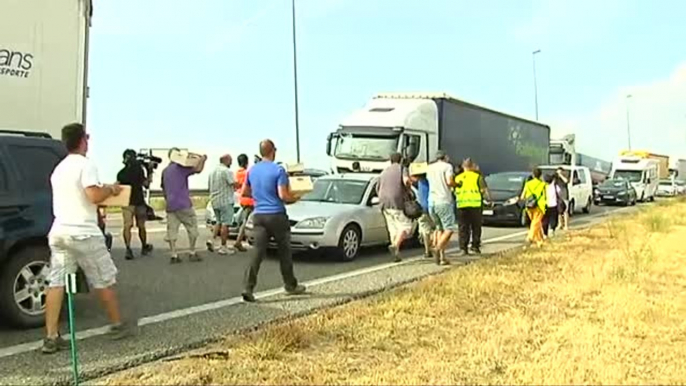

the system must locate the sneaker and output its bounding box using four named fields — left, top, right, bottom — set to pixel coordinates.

left=388, top=246, right=402, bottom=262
left=242, top=292, right=256, bottom=303
left=217, top=246, right=228, bottom=255
left=470, top=247, right=482, bottom=255
left=106, top=321, right=136, bottom=341
left=41, top=335, right=70, bottom=354
left=206, top=240, right=215, bottom=252
left=170, top=255, right=182, bottom=264
left=125, top=248, right=134, bottom=260
left=439, top=259, right=451, bottom=266
left=141, top=244, right=154, bottom=256
left=189, top=252, right=203, bottom=262
left=234, top=243, right=247, bottom=252
left=423, top=250, right=432, bottom=259
left=285, top=284, right=307, bottom=296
